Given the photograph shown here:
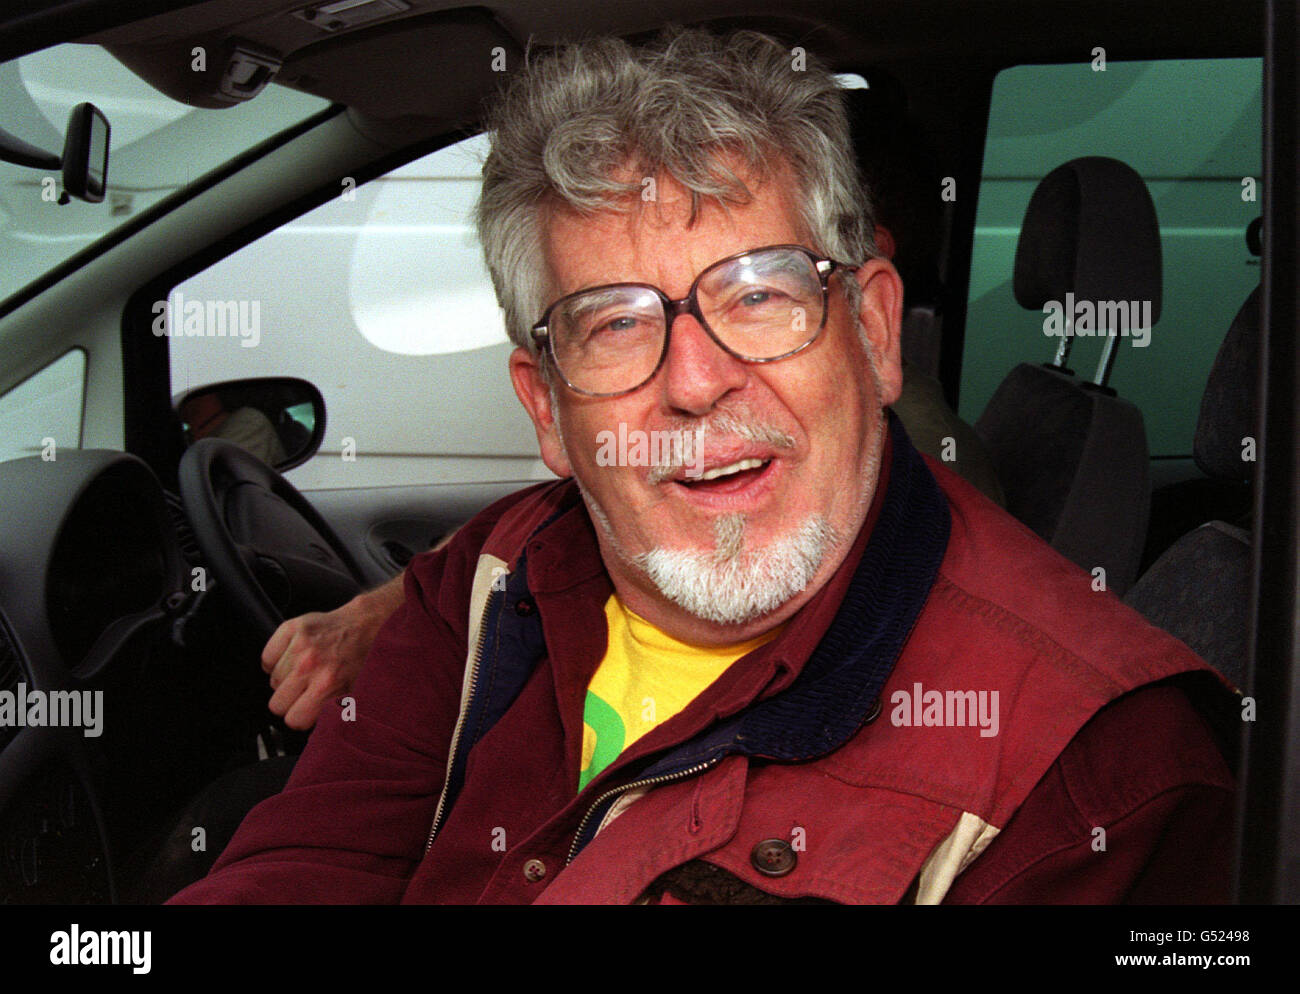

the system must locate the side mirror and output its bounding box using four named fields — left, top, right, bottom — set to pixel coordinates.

left=61, top=103, right=110, bottom=204
left=176, top=377, right=326, bottom=472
